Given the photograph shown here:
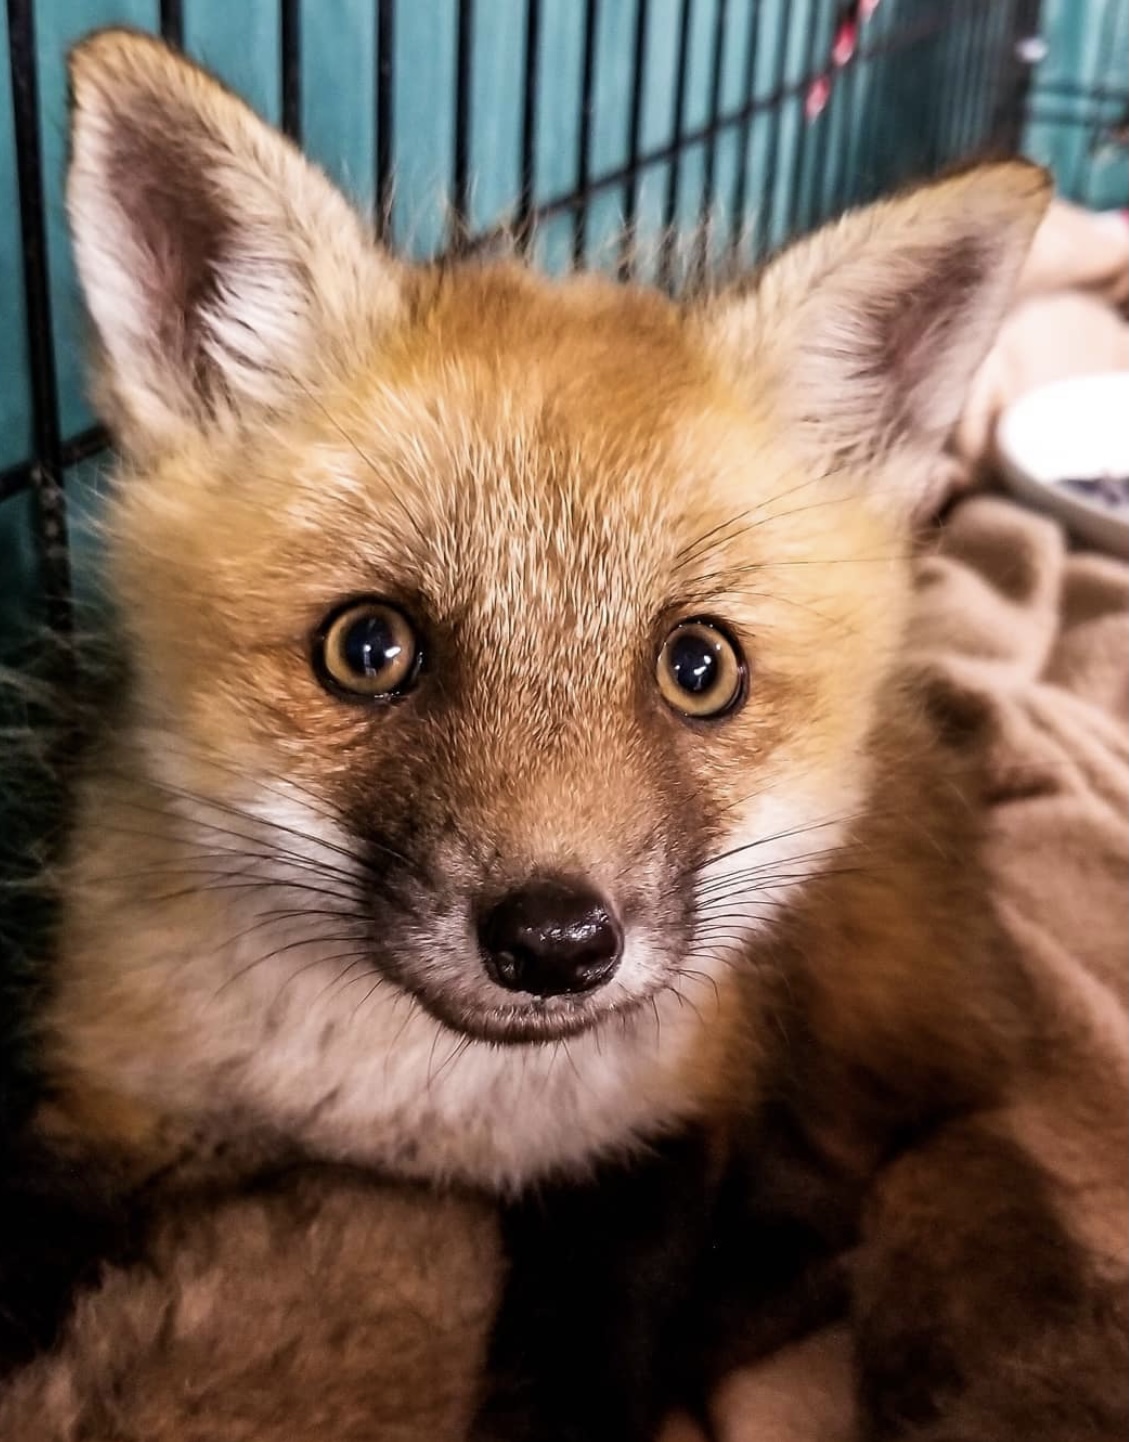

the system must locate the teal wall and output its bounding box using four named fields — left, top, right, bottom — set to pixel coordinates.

left=1023, top=0, right=1128, bottom=210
